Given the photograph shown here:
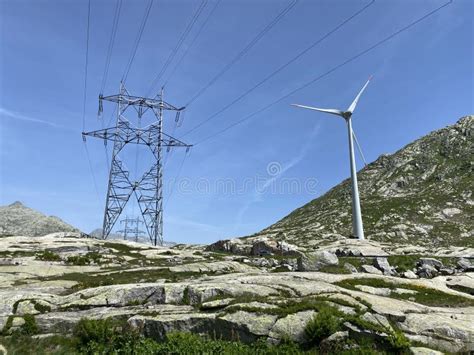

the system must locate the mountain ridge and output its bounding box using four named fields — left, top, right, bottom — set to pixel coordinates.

left=0, top=201, right=80, bottom=237
left=253, top=115, right=473, bottom=248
